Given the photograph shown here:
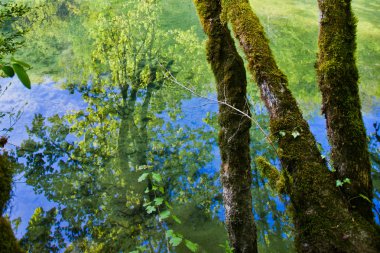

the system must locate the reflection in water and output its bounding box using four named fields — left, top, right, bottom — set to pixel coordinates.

left=2, top=0, right=379, bottom=252
left=15, top=2, right=227, bottom=252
